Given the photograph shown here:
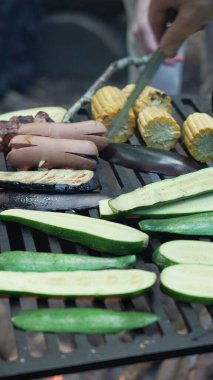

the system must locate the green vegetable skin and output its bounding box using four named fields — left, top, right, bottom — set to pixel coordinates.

left=160, top=264, right=213, bottom=304
left=0, top=269, right=157, bottom=297
left=0, top=251, right=136, bottom=271
left=109, top=167, right=213, bottom=214
left=0, top=209, right=149, bottom=255
left=139, top=212, right=213, bottom=235
left=12, top=308, right=159, bottom=333
left=153, top=240, right=213, bottom=268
